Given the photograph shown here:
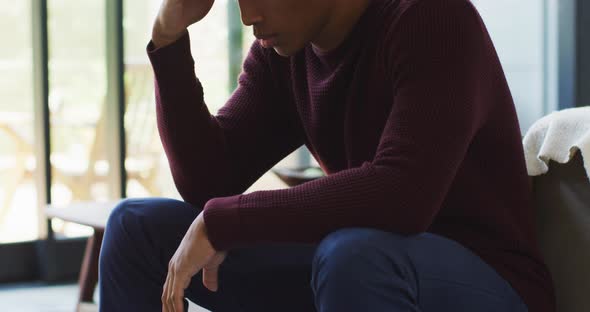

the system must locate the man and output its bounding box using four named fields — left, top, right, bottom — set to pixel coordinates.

left=99, top=0, right=556, bottom=311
